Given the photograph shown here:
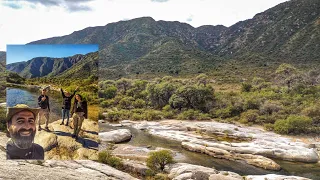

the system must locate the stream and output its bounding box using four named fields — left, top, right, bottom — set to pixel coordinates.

left=99, top=123, right=320, bottom=180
